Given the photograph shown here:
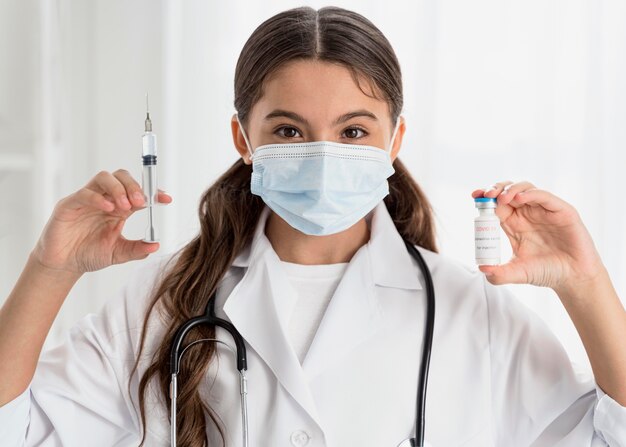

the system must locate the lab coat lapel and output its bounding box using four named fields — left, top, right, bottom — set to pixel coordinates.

left=302, top=201, right=423, bottom=379
left=222, top=201, right=423, bottom=429
left=223, top=207, right=322, bottom=427
left=300, top=243, right=379, bottom=379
